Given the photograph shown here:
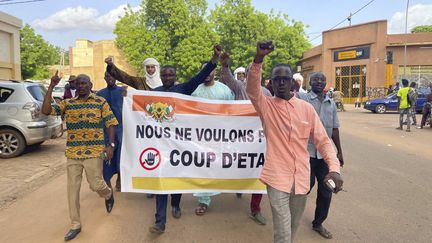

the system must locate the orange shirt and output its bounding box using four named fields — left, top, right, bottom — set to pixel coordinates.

left=246, top=63, right=340, bottom=194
